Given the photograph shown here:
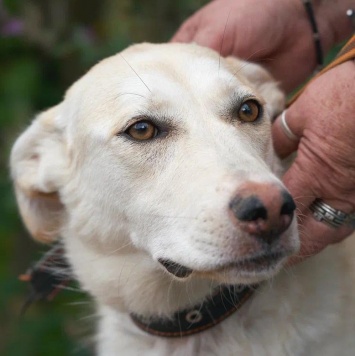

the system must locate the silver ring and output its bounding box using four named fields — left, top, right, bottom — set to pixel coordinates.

left=280, top=110, right=299, bottom=142
left=310, top=199, right=355, bottom=228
